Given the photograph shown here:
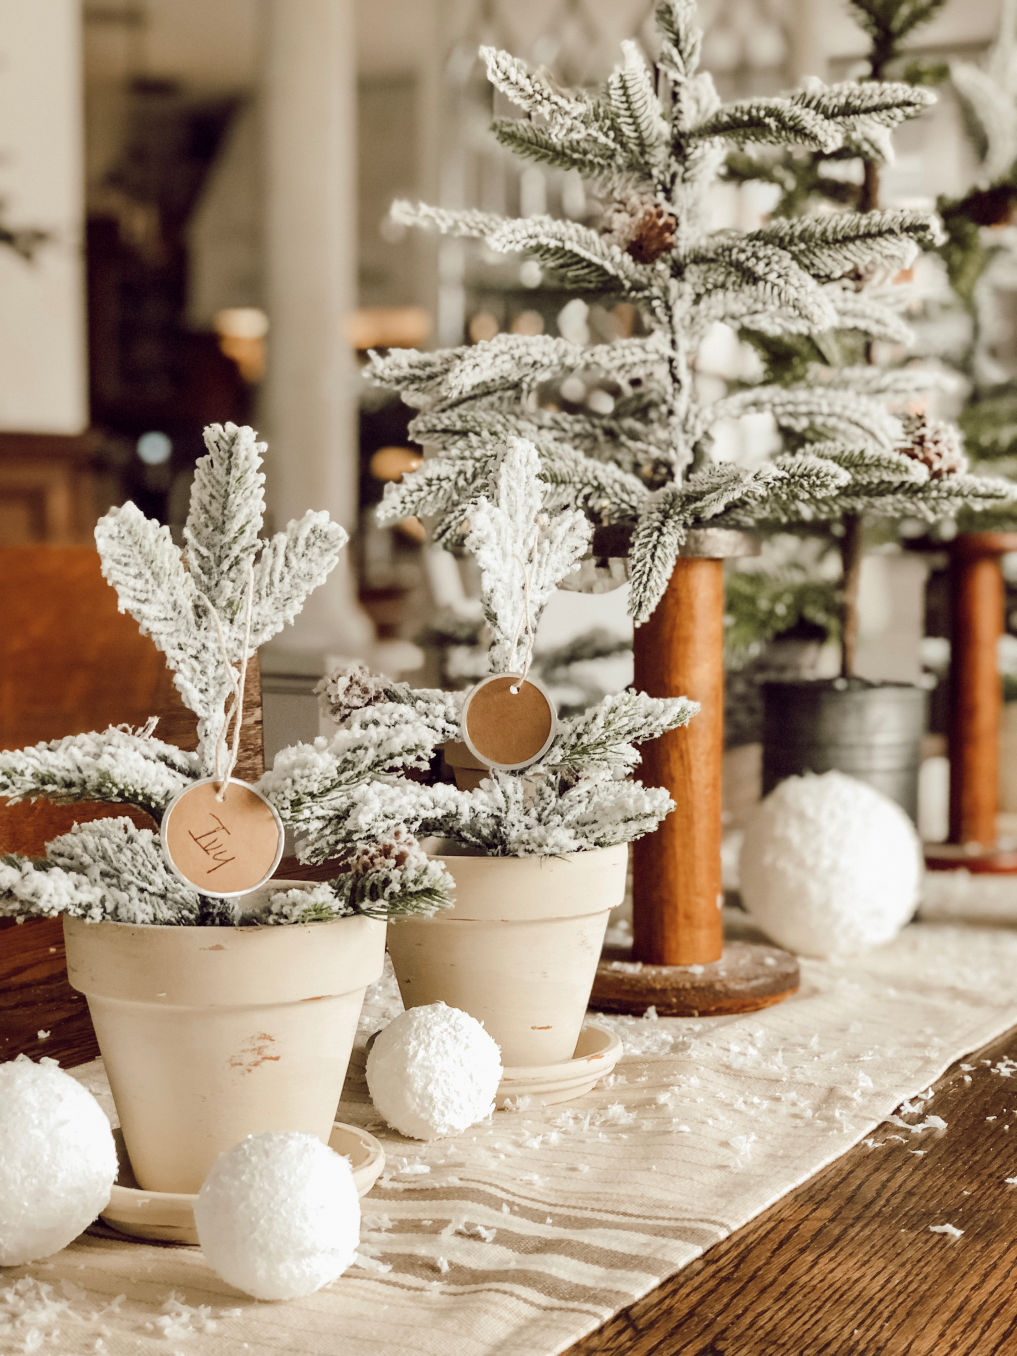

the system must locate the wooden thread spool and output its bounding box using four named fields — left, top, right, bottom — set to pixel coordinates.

left=590, top=530, right=800, bottom=1017
left=927, top=530, right=1017, bottom=873
left=632, top=555, right=723, bottom=965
